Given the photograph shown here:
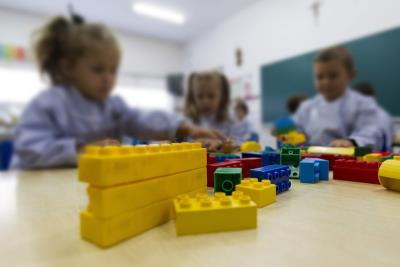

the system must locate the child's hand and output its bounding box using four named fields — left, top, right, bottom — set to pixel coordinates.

left=177, top=122, right=226, bottom=141
left=198, top=139, right=223, bottom=152
left=330, top=139, right=354, bottom=147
